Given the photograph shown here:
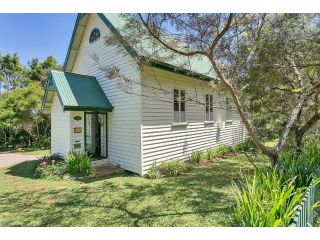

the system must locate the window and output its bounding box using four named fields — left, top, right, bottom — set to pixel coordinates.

left=89, top=28, right=100, bottom=43
left=205, top=94, right=214, bottom=121
left=174, top=89, right=186, bottom=122
left=226, top=97, right=232, bottom=120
